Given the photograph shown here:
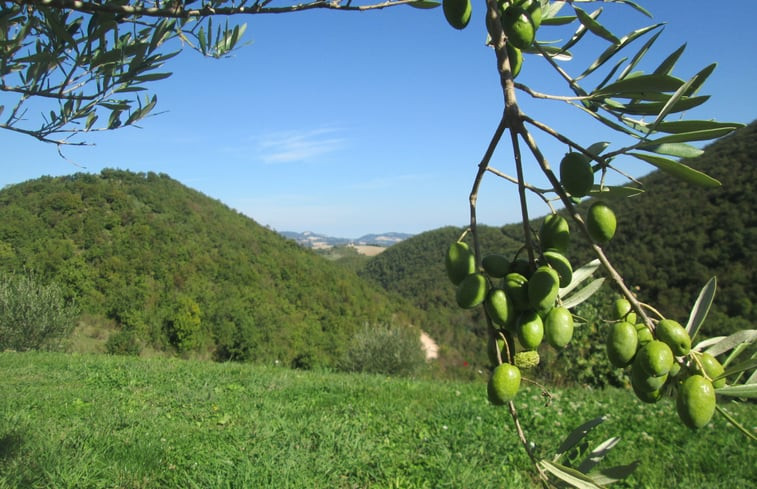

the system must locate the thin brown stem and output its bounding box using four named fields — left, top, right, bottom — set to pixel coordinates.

left=13, top=0, right=418, bottom=17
